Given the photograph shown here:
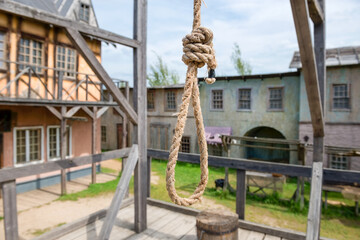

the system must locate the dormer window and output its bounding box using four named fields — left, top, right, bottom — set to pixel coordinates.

left=79, top=3, right=90, bottom=22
